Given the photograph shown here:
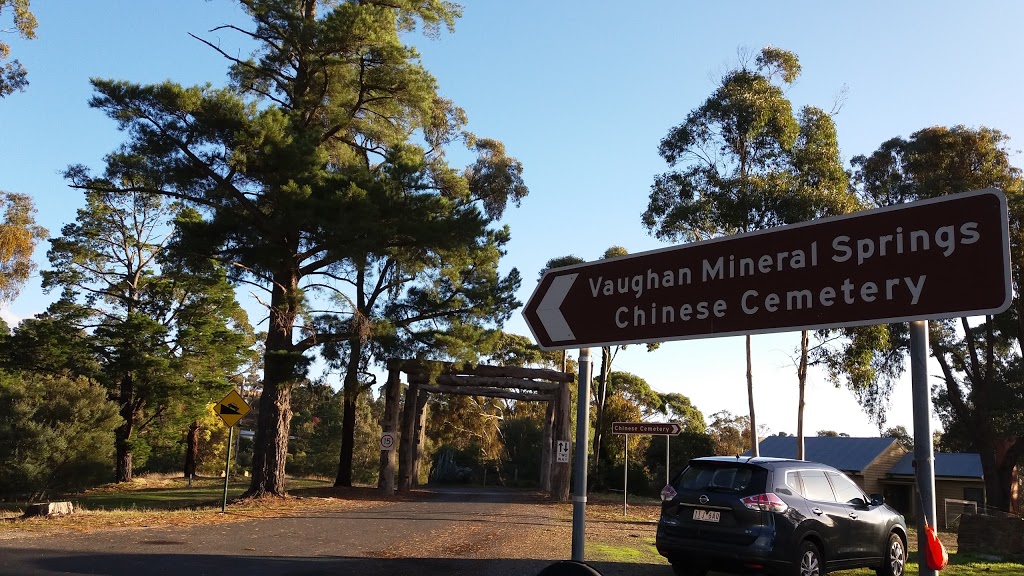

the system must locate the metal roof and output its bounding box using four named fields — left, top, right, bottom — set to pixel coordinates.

left=744, top=436, right=898, bottom=473
left=889, top=452, right=984, bottom=479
